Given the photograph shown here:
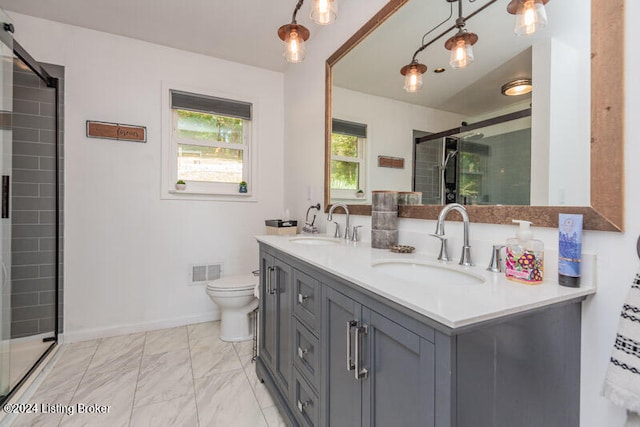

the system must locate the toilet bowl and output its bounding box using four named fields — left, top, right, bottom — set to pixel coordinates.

left=206, top=274, right=259, bottom=342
